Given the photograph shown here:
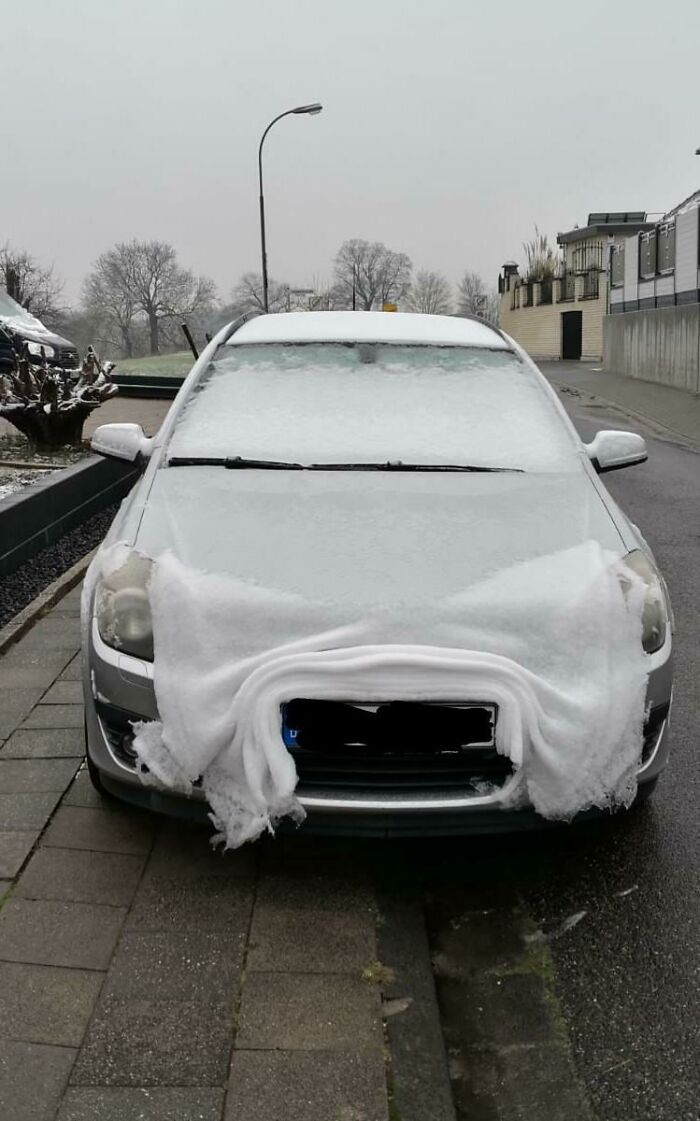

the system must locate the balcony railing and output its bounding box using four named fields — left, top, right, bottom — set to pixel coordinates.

left=581, top=270, right=599, bottom=299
